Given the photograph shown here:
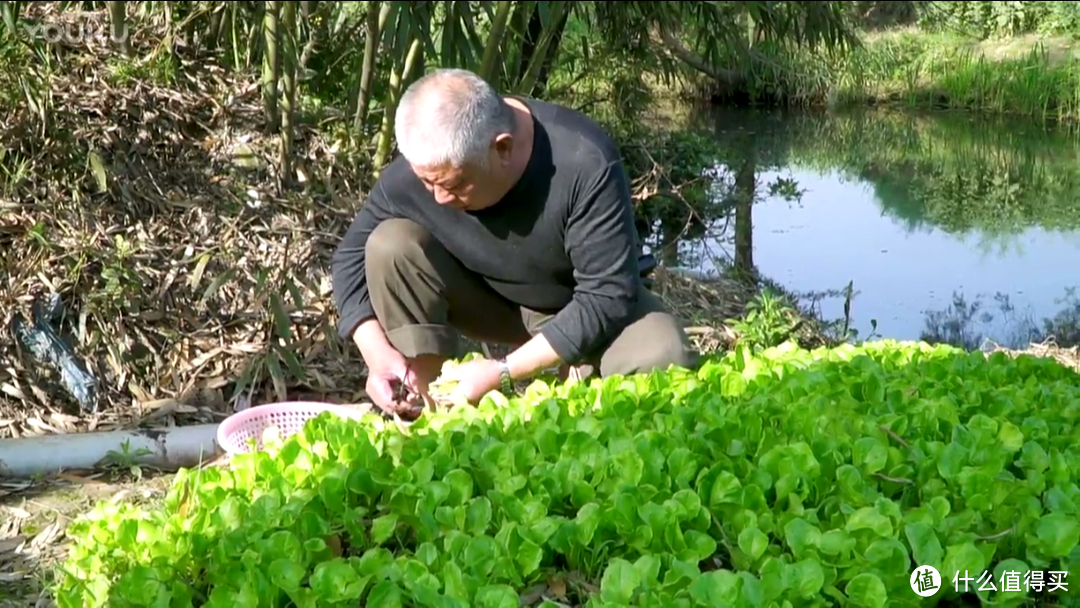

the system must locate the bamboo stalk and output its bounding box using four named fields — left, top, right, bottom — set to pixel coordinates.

left=378, top=0, right=398, bottom=33
left=279, top=0, right=298, bottom=189
left=352, top=0, right=383, bottom=136
left=298, top=0, right=320, bottom=74
left=263, top=0, right=281, bottom=132
left=207, top=2, right=224, bottom=50
left=478, top=1, right=513, bottom=82
left=516, top=0, right=569, bottom=95
left=106, top=1, right=129, bottom=55
left=407, top=0, right=429, bottom=83
left=440, top=0, right=458, bottom=67
left=246, top=2, right=264, bottom=68
left=373, top=36, right=422, bottom=172
left=505, top=0, right=534, bottom=85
